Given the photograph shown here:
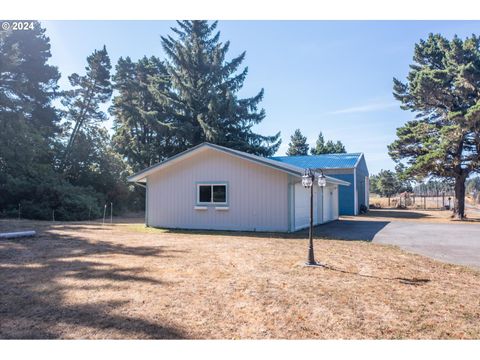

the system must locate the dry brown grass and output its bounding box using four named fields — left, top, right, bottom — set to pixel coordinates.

left=1, top=218, right=479, bottom=339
